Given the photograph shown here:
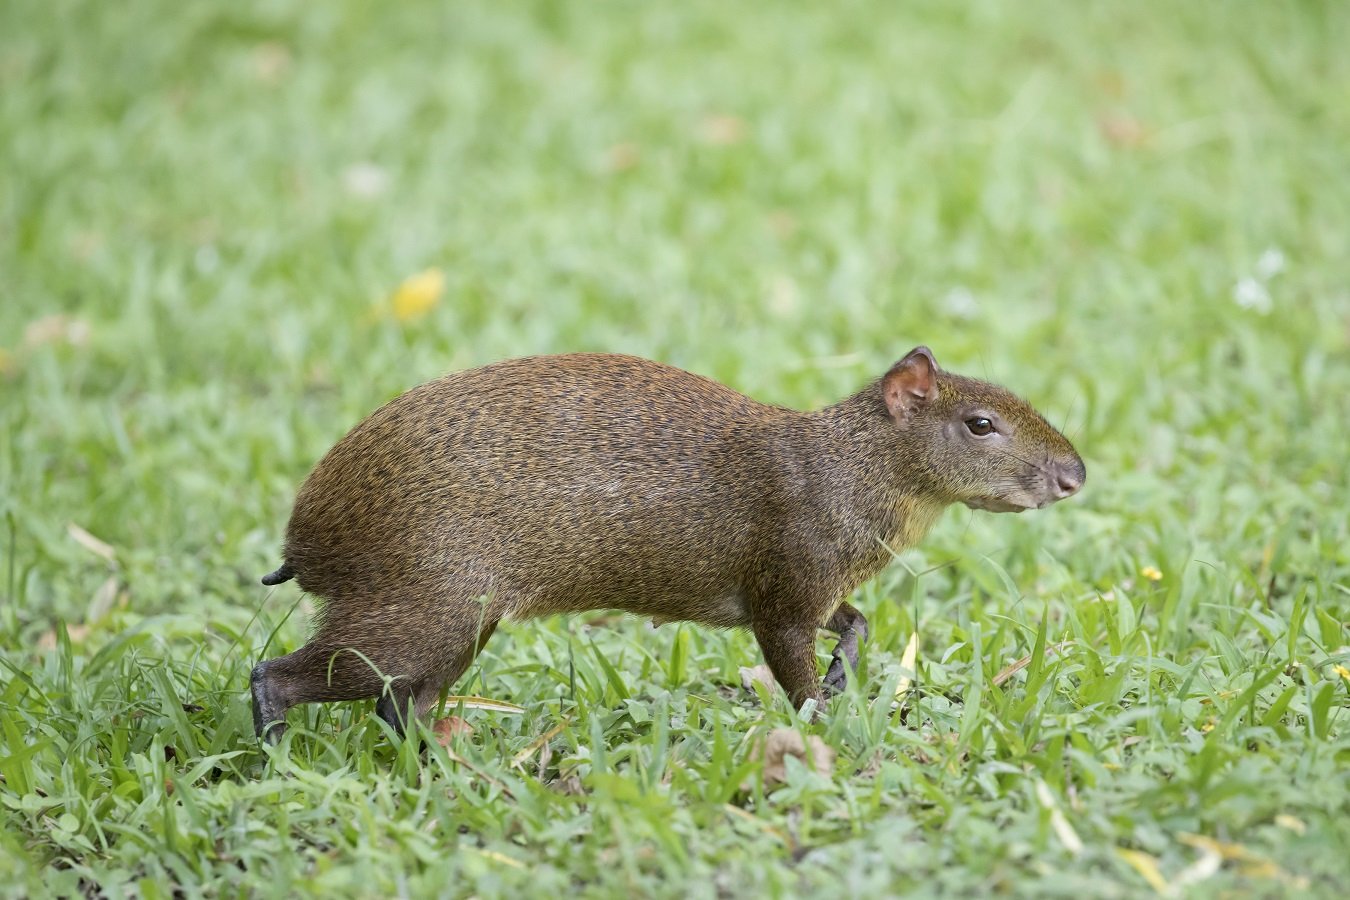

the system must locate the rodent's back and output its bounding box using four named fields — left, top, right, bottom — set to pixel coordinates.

left=284, top=354, right=792, bottom=624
